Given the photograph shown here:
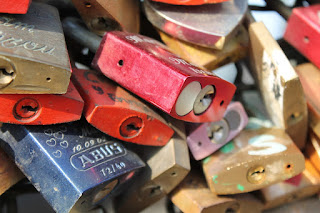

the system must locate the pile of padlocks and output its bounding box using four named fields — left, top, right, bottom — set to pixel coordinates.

left=0, top=0, right=320, bottom=212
